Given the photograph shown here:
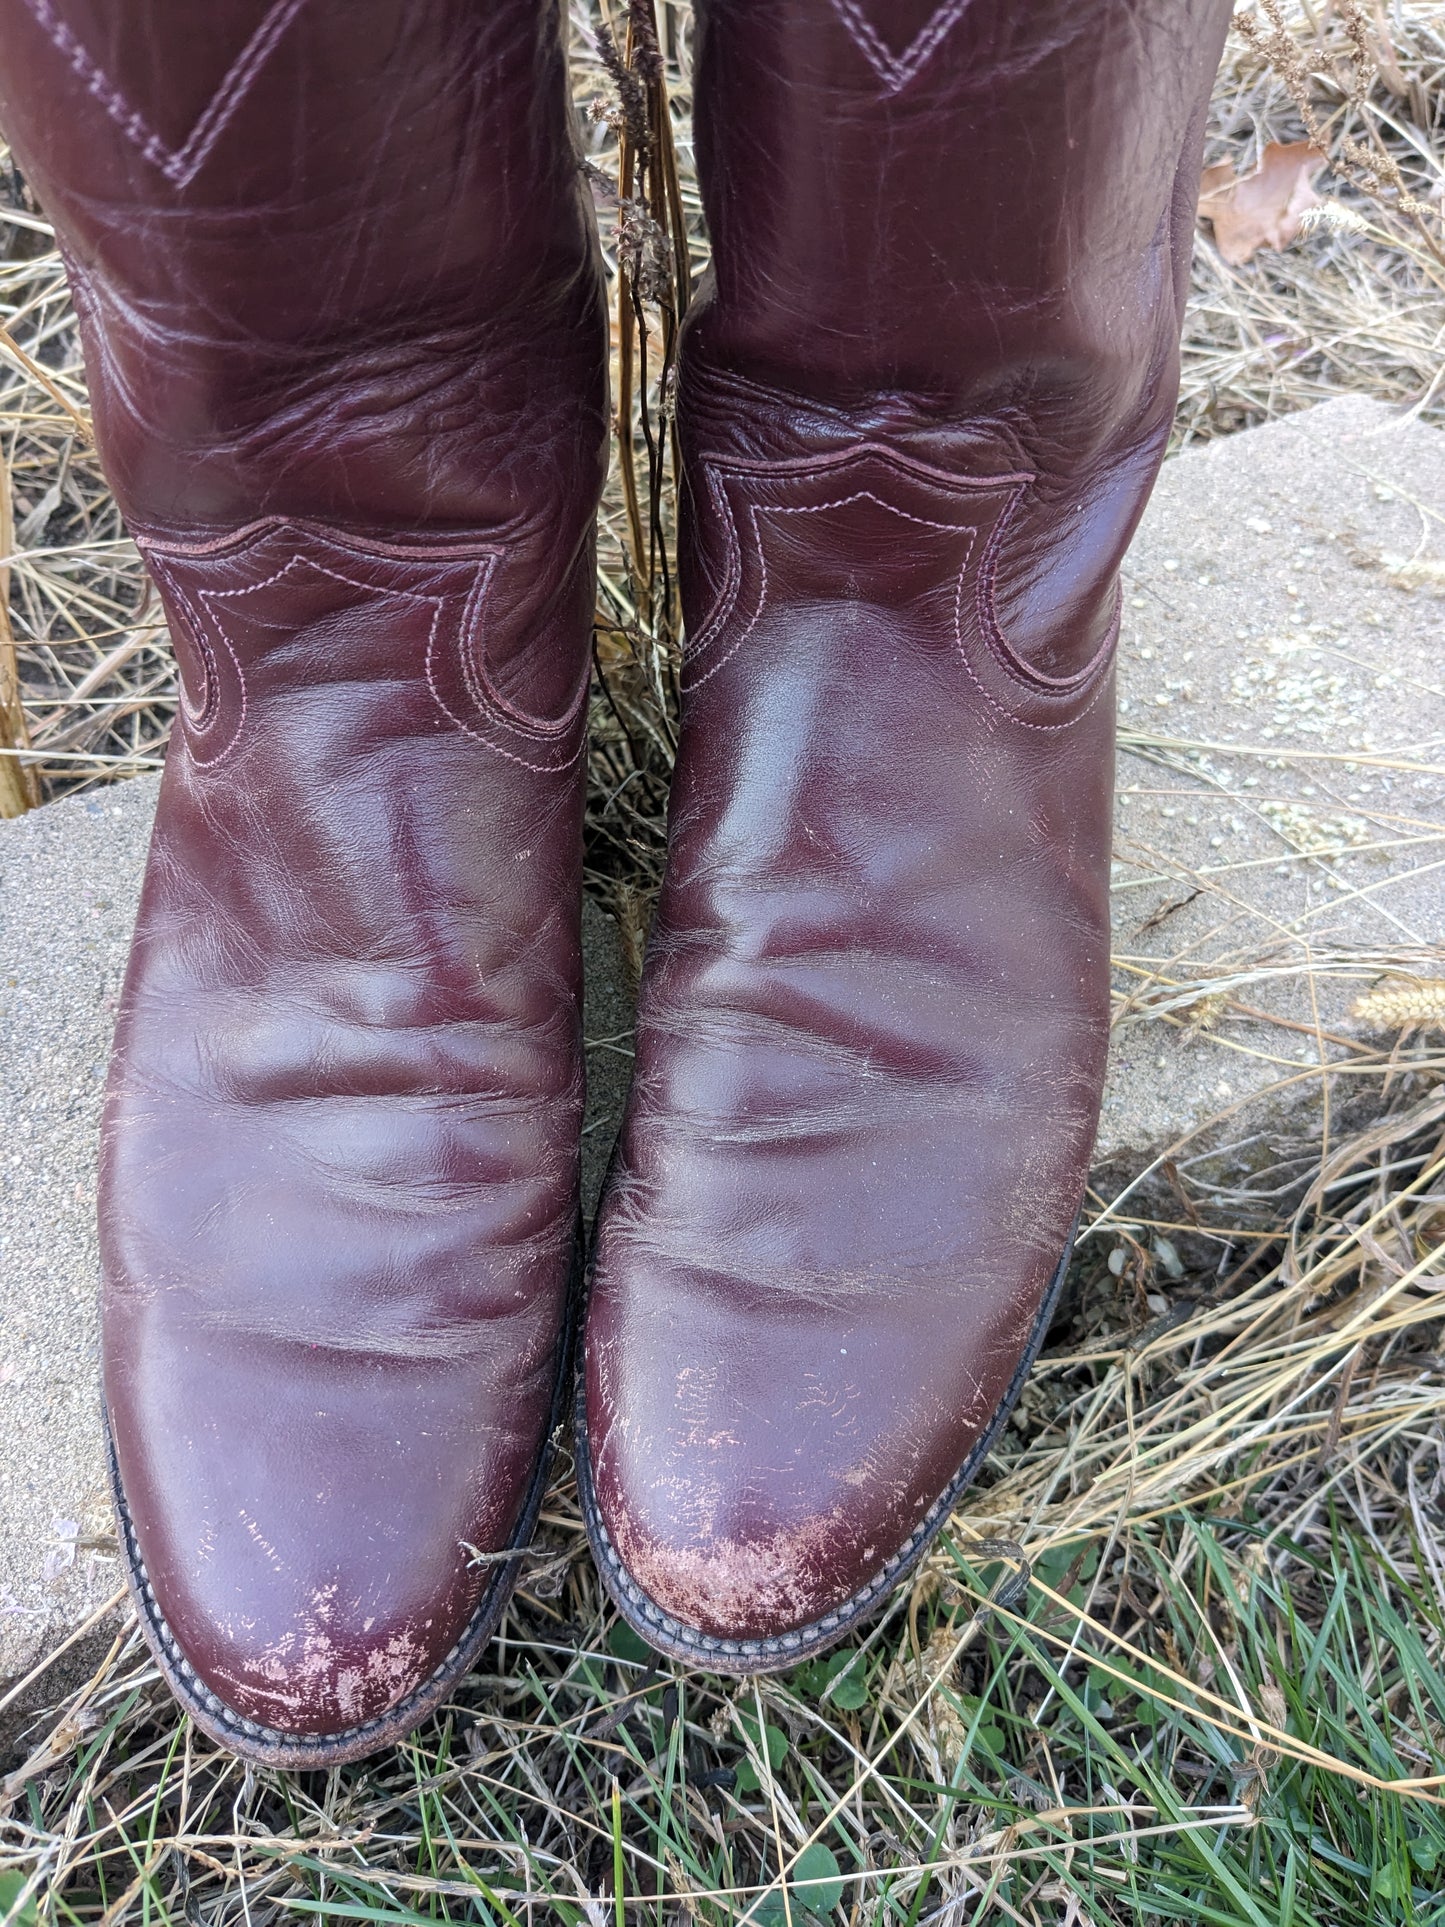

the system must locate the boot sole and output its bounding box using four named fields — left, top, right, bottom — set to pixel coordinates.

left=105, top=1236, right=582, bottom=1770
left=576, top=1220, right=1077, bottom=1674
